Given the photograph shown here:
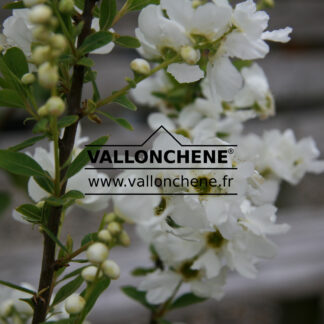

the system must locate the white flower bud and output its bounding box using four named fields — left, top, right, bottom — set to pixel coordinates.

left=46, top=96, right=65, bottom=116
left=32, top=26, right=51, bottom=42
left=38, top=104, right=49, bottom=117
left=23, top=0, right=45, bottom=7
left=36, top=201, right=45, bottom=208
left=107, top=222, right=122, bottom=236
left=119, top=230, right=130, bottom=247
left=21, top=73, right=36, bottom=85
left=103, top=212, right=116, bottom=224
left=180, top=46, right=200, bottom=65
left=50, top=34, right=68, bottom=52
left=81, top=266, right=101, bottom=282
left=31, top=45, right=51, bottom=65
left=0, top=300, right=14, bottom=317
left=102, top=260, right=120, bottom=280
left=65, top=294, right=85, bottom=315
left=59, top=0, right=75, bottom=13
left=86, top=242, right=109, bottom=264
left=130, top=59, right=151, bottom=75
left=98, top=230, right=112, bottom=243
left=38, top=62, right=59, bottom=89
left=29, top=5, right=52, bottom=24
